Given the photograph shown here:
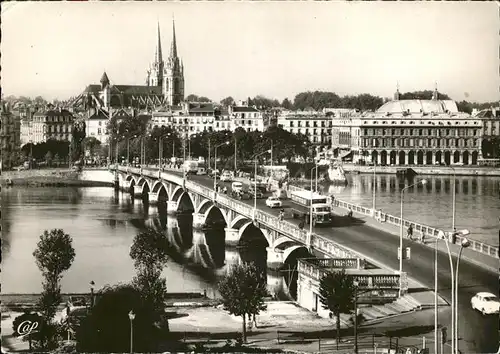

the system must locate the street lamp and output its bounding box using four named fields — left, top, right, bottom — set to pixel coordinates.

left=253, top=149, right=272, bottom=218
left=214, top=141, right=230, bottom=192
left=399, top=179, right=427, bottom=296
left=352, top=280, right=376, bottom=354
left=89, top=280, right=95, bottom=308
left=454, top=234, right=470, bottom=354
left=128, top=310, right=135, bottom=354
left=449, top=165, right=456, bottom=230
left=372, top=163, right=377, bottom=214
